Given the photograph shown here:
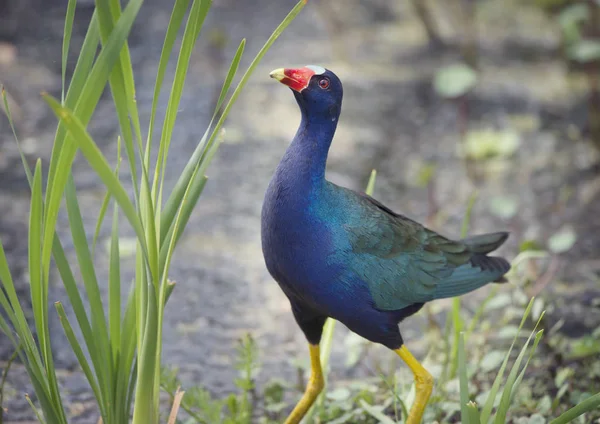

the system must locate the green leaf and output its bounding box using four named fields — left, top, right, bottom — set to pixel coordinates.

left=61, top=0, right=77, bottom=104
left=466, top=401, right=481, bottom=423
left=161, top=0, right=306, bottom=244
left=550, top=391, right=600, bottom=424
left=145, top=0, right=191, bottom=157
left=42, top=0, right=142, bottom=311
left=154, top=0, right=212, bottom=210
left=54, top=302, right=103, bottom=410
left=434, top=63, right=478, bottom=99
left=480, top=298, right=535, bottom=422
left=109, top=202, right=121, bottom=365
left=458, top=332, right=471, bottom=424
left=548, top=226, right=577, bottom=253
left=65, top=175, right=112, bottom=410
left=493, top=312, right=545, bottom=423
left=42, top=95, right=149, bottom=260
